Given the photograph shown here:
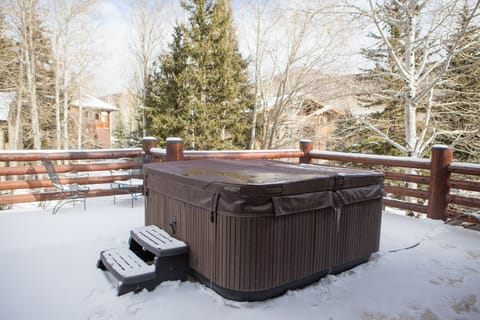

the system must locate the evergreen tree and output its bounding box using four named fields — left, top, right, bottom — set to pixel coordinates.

left=146, top=0, right=253, bottom=150
left=434, top=3, right=480, bottom=162
left=145, top=25, right=190, bottom=143
left=34, top=16, right=56, bottom=147
left=19, top=14, right=56, bottom=149
left=0, top=8, right=17, bottom=90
